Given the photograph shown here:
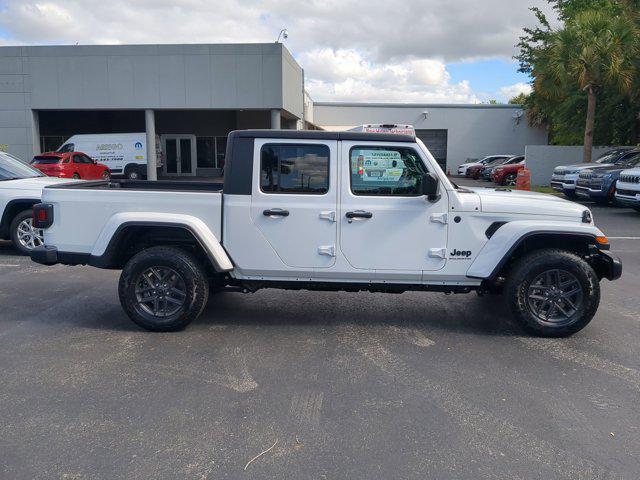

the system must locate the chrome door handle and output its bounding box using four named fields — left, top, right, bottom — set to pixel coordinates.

left=263, top=209, right=289, bottom=217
